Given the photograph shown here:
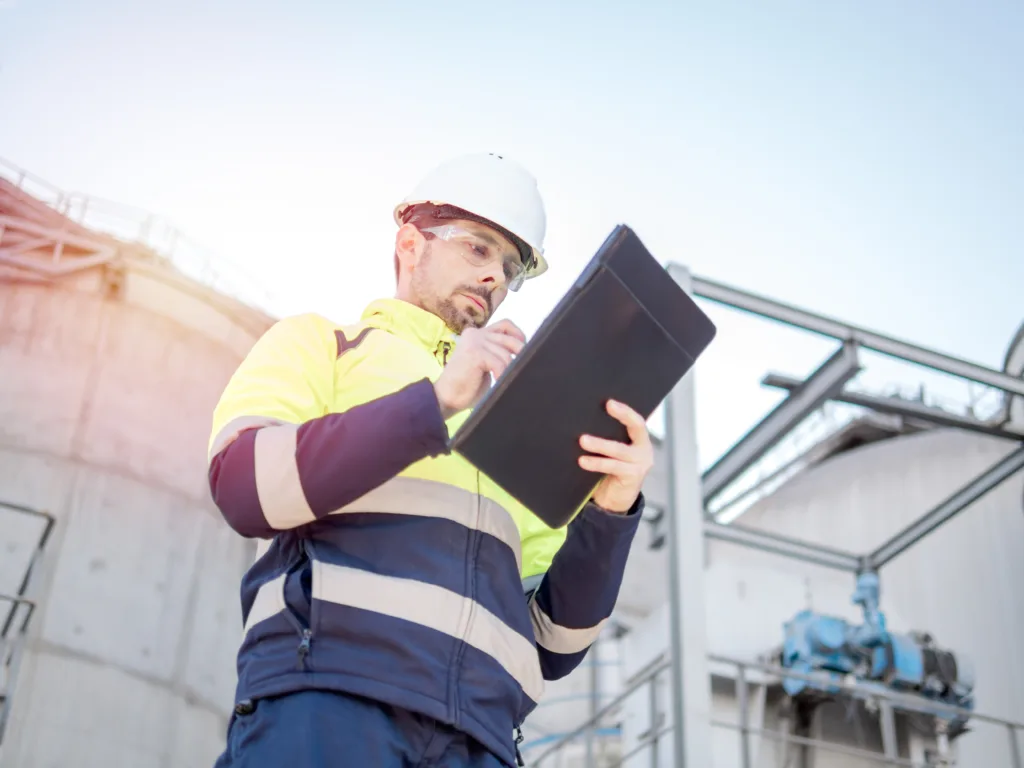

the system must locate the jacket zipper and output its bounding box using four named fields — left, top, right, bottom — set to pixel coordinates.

left=514, top=725, right=525, bottom=766
left=449, top=472, right=483, bottom=727
left=296, top=628, right=312, bottom=671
